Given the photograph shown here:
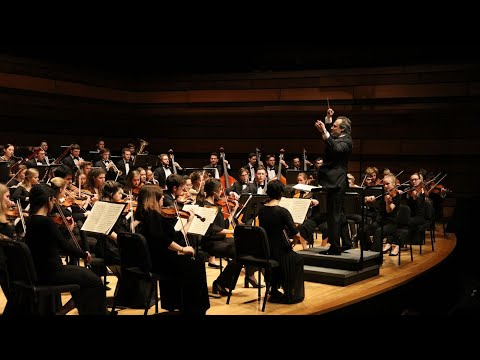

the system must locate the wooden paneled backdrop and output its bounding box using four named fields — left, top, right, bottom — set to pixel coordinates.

left=0, top=54, right=479, bottom=196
